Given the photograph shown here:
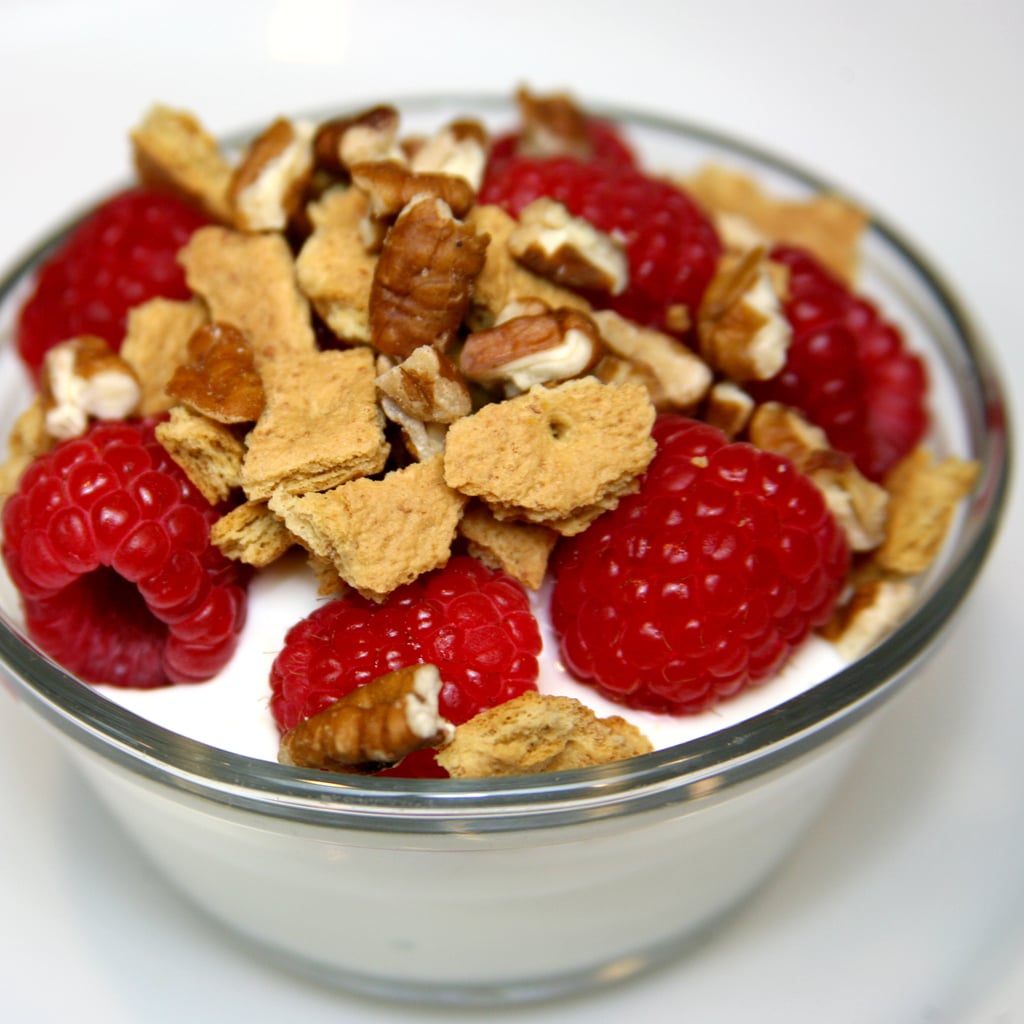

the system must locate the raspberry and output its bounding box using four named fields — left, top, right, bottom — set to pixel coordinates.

left=484, top=117, right=639, bottom=180
left=1, top=420, right=248, bottom=688
left=550, top=415, right=849, bottom=715
left=270, top=556, right=542, bottom=776
left=479, top=152, right=721, bottom=335
left=750, top=245, right=929, bottom=481
left=17, top=188, right=209, bottom=377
